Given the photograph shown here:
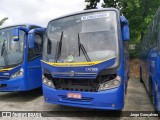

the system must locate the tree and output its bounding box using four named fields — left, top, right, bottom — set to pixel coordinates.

left=85, top=0, right=160, bottom=58
left=102, top=0, right=122, bottom=10
left=85, top=0, right=100, bottom=9
left=0, top=17, right=8, bottom=27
